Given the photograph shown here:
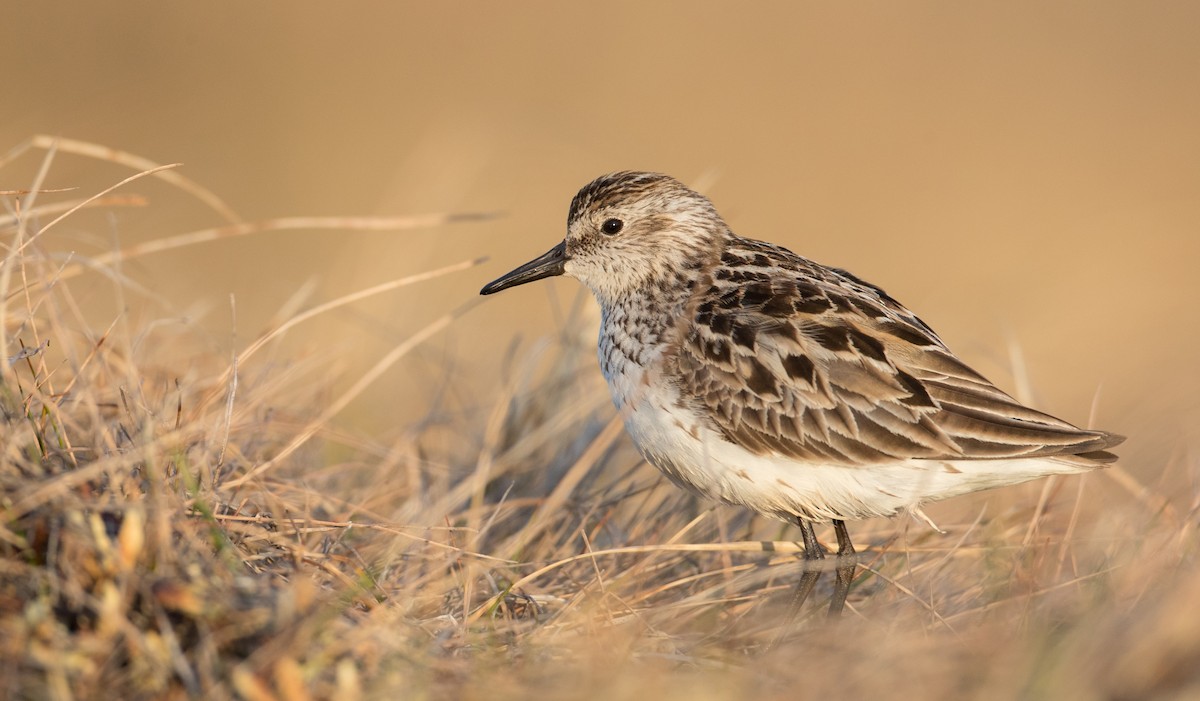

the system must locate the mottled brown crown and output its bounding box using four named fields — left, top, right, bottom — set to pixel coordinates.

left=567, top=172, right=678, bottom=226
